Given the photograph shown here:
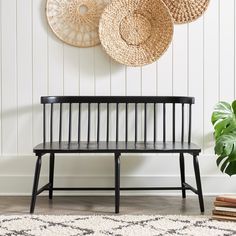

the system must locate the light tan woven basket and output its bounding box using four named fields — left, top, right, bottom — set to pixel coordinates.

left=99, top=0, right=174, bottom=67
left=46, top=0, right=110, bottom=47
left=162, top=0, right=210, bottom=24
